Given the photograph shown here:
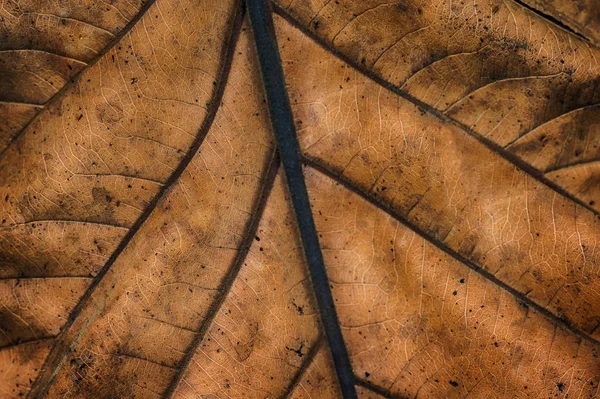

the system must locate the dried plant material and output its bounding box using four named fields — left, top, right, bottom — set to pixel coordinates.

left=1, top=0, right=599, bottom=397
